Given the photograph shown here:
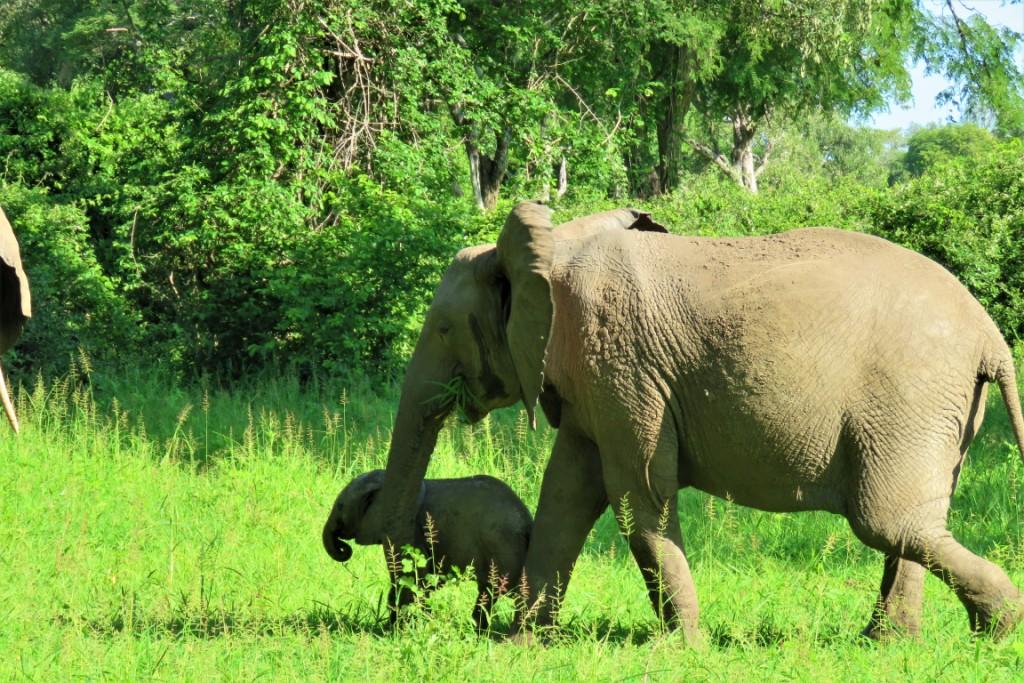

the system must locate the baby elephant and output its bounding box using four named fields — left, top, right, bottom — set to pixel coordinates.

left=322, top=469, right=532, bottom=629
